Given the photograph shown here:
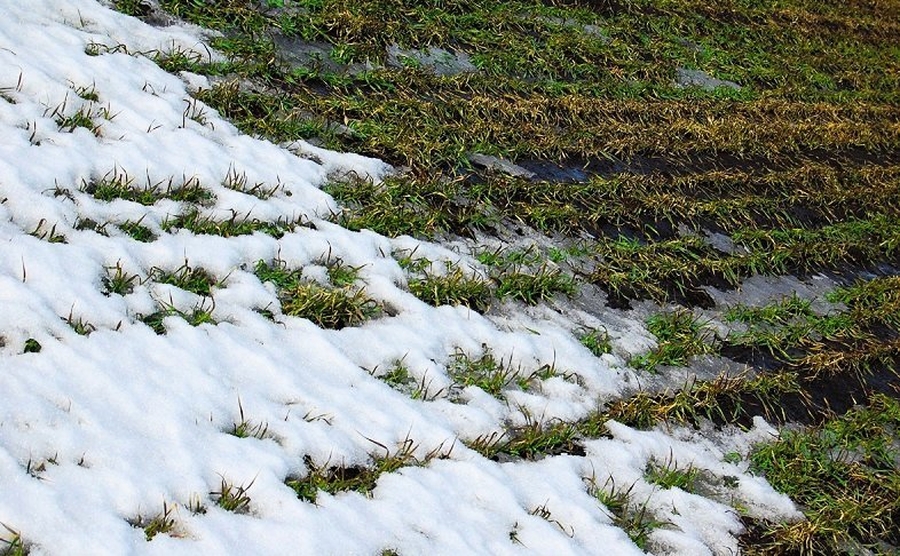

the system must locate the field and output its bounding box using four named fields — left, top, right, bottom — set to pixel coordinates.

left=1, top=0, right=899, bottom=554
